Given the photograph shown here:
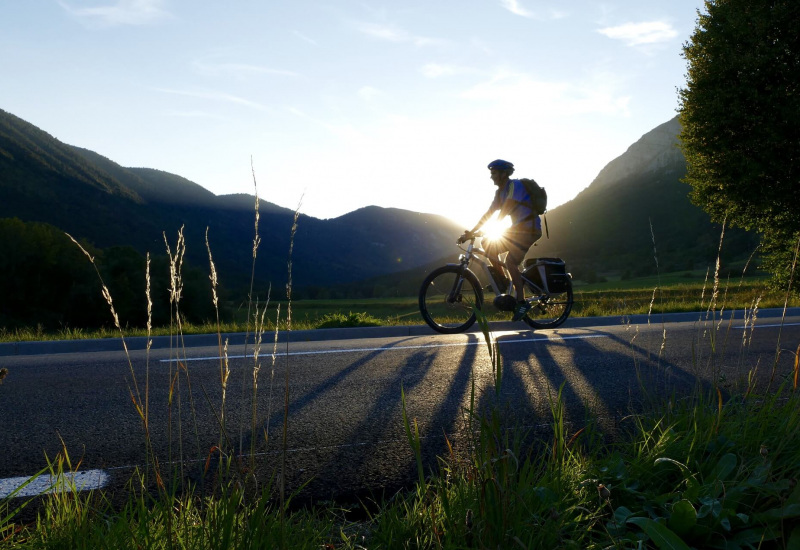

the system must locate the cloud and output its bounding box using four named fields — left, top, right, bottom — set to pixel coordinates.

left=163, top=110, right=229, bottom=121
left=500, top=0, right=532, bottom=17
left=597, top=21, right=678, bottom=46
left=499, top=0, right=568, bottom=20
left=153, top=88, right=271, bottom=112
left=421, top=63, right=477, bottom=78
left=58, top=0, right=170, bottom=27
left=356, top=22, right=442, bottom=47
left=461, top=70, right=630, bottom=117
left=358, top=86, right=381, bottom=101
left=191, top=60, right=299, bottom=80
left=292, top=30, right=318, bottom=46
